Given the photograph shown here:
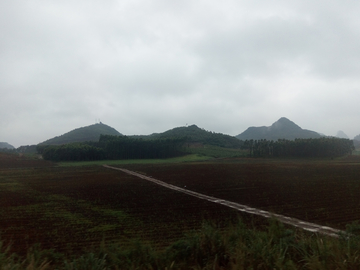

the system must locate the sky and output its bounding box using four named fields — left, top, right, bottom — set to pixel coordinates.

left=1, top=0, right=360, bottom=147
